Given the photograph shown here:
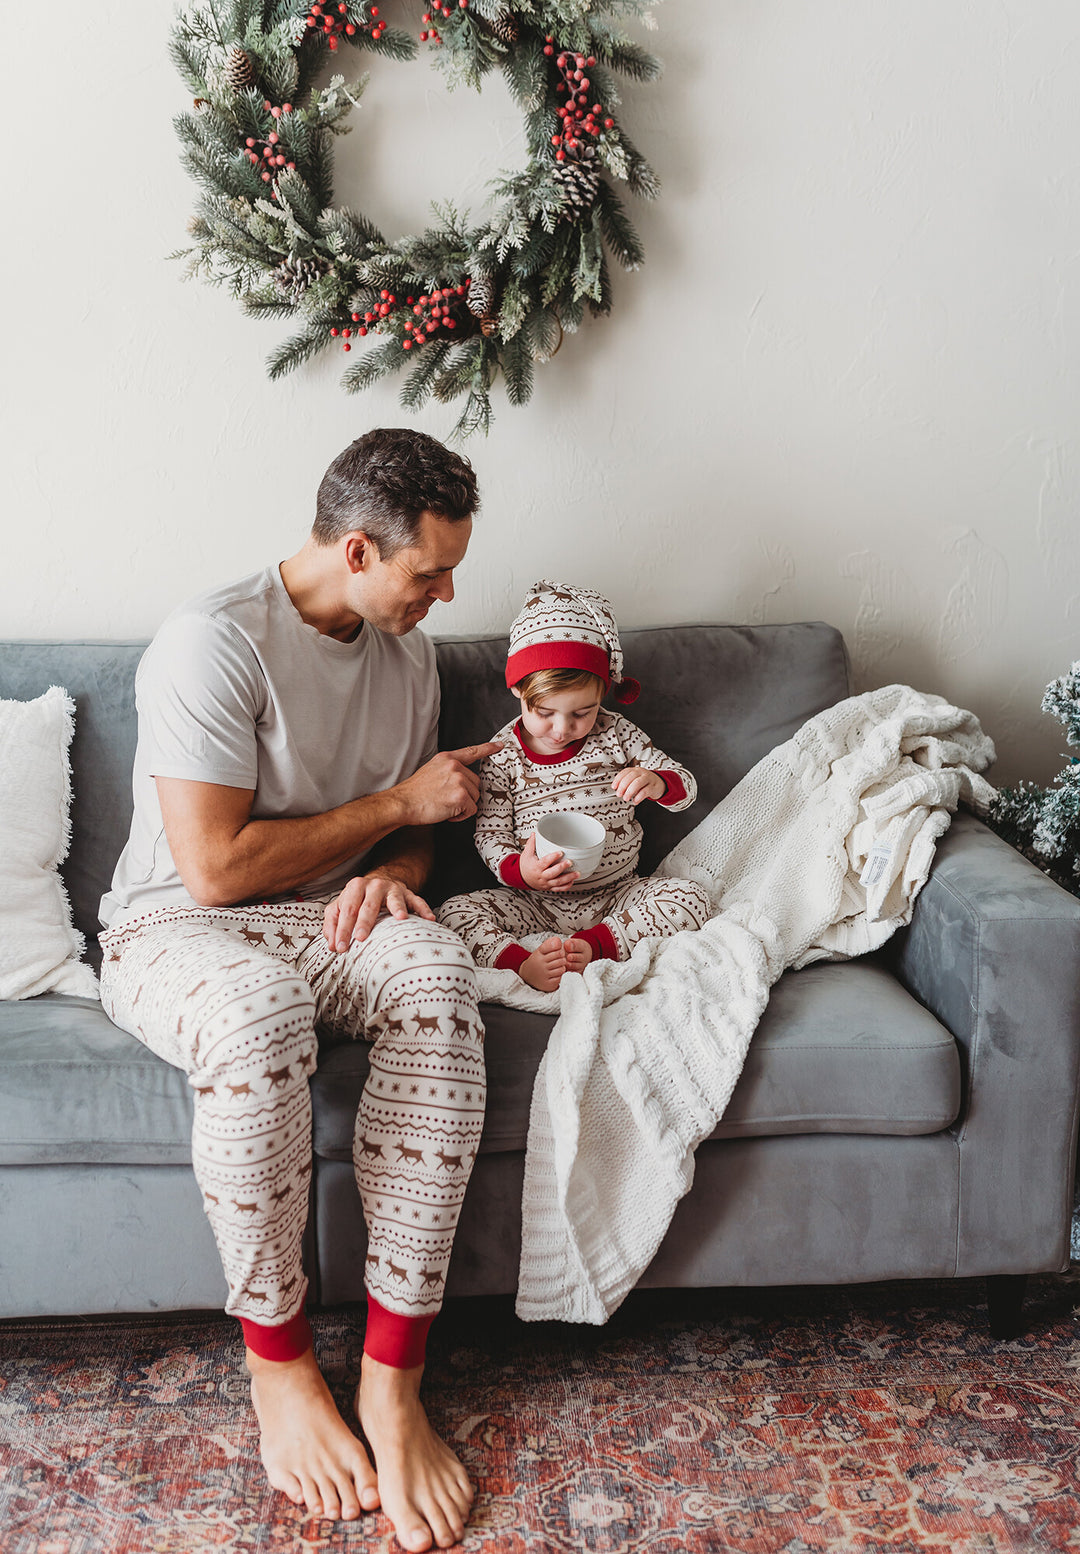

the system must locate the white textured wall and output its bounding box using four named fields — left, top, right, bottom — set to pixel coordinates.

left=5, top=1, right=1078, bottom=785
